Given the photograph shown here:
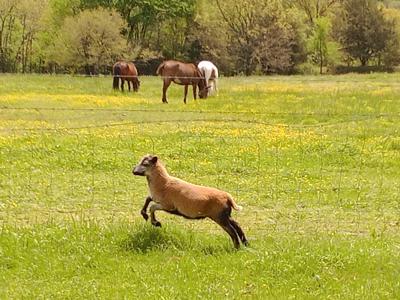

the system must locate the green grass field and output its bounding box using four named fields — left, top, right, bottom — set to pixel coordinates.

left=1, top=74, right=400, bottom=299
